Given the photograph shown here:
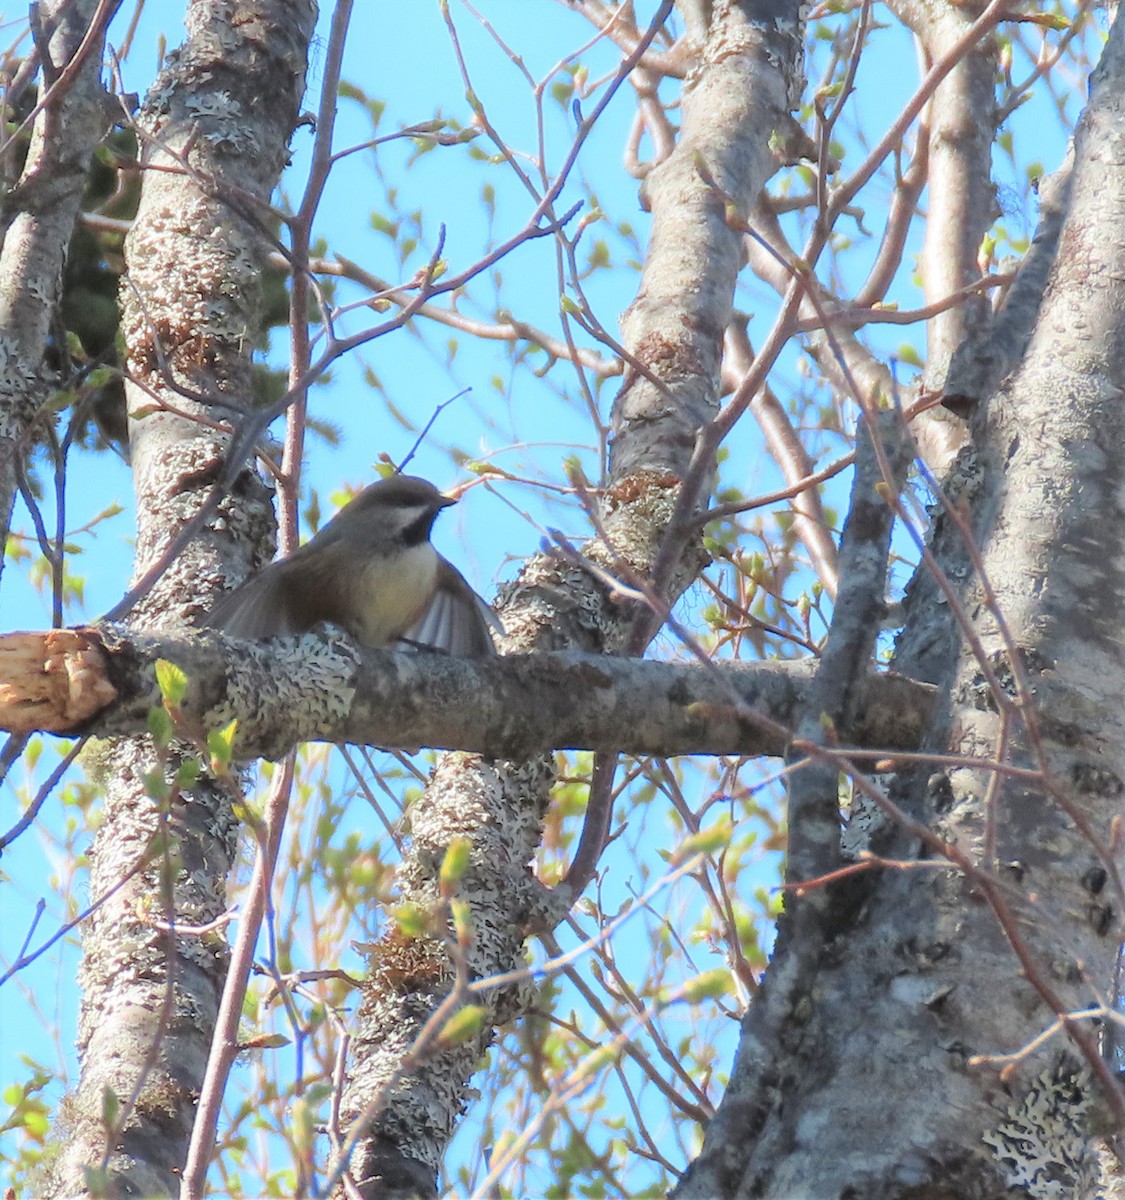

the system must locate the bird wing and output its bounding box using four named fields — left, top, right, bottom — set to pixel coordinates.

left=206, top=538, right=367, bottom=640
left=401, top=558, right=502, bottom=656
left=204, top=560, right=303, bottom=639
left=205, top=545, right=500, bottom=655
